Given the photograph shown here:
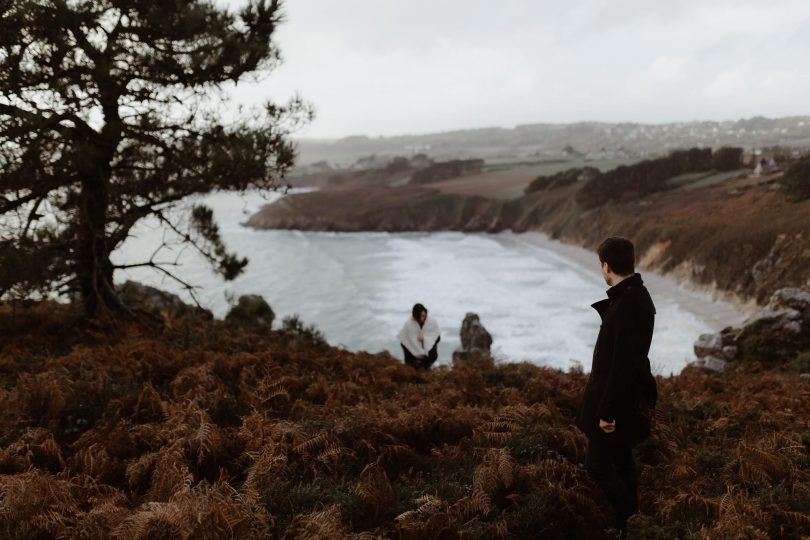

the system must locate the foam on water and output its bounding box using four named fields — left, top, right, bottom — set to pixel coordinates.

left=114, top=190, right=724, bottom=376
